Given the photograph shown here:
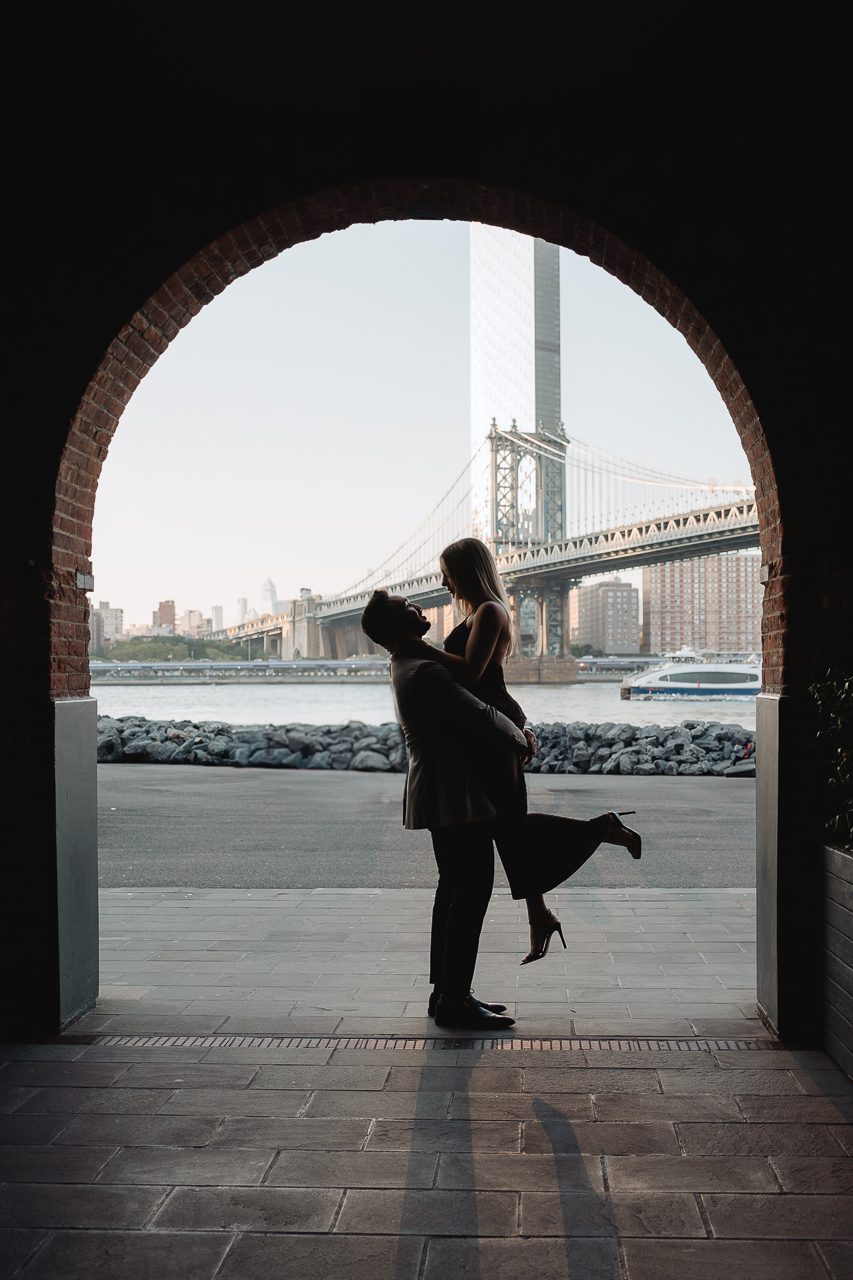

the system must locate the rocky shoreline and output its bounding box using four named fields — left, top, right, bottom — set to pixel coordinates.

left=97, top=716, right=757, bottom=778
